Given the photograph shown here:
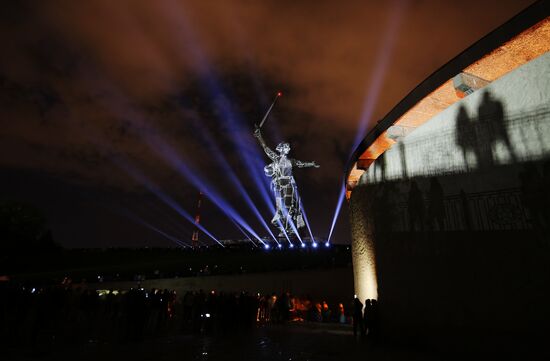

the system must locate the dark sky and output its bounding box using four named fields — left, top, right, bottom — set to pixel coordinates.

left=0, top=0, right=534, bottom=248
